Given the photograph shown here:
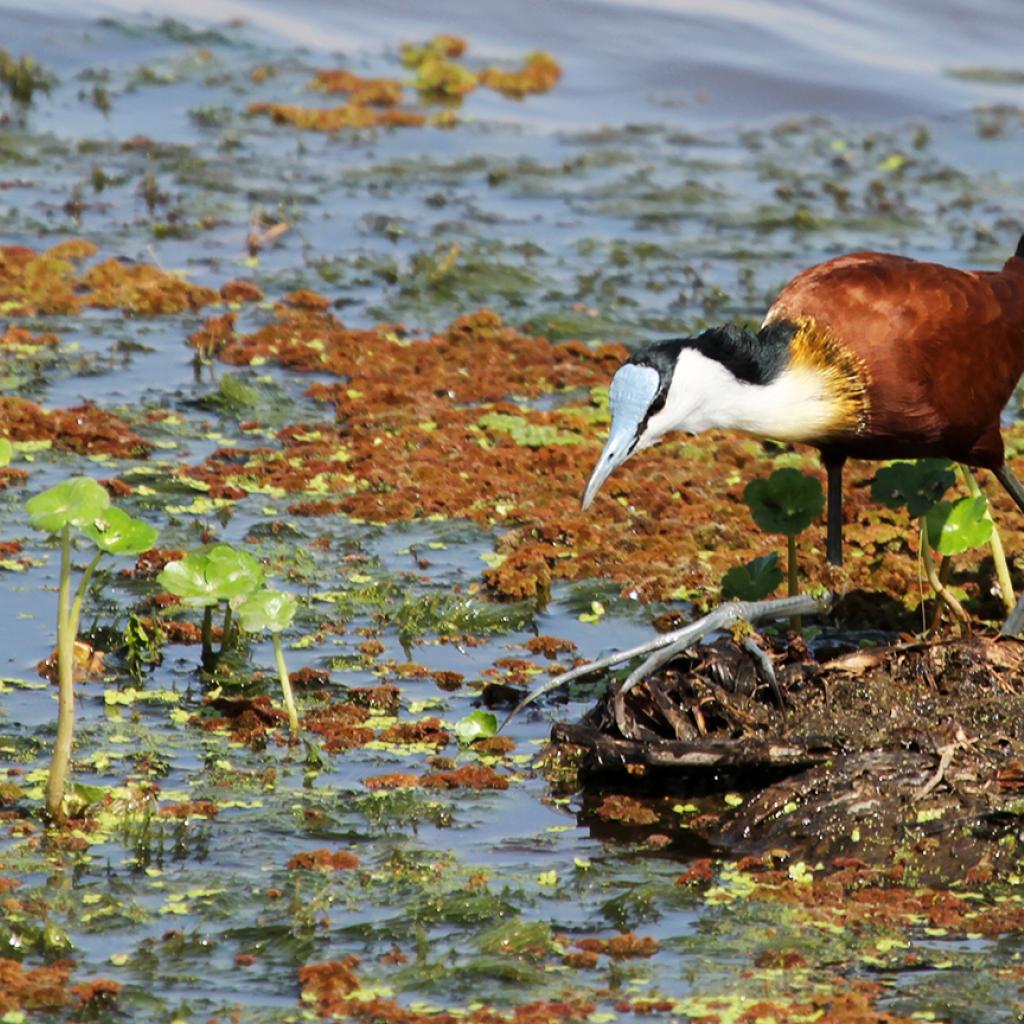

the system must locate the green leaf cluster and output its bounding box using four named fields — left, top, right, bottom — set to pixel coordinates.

left=26, top=477, right=156, bottom=554
left=925, top=495, right=993, bottom=555
left=743, top=468, right=824, bottom=536
left=476, top=412, right=584, bottom=449
left=870, top=459, right=955, bottom=517
left=157, top=544, right=265, bottom=608
left=23, top=476, right=158, bottom=821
